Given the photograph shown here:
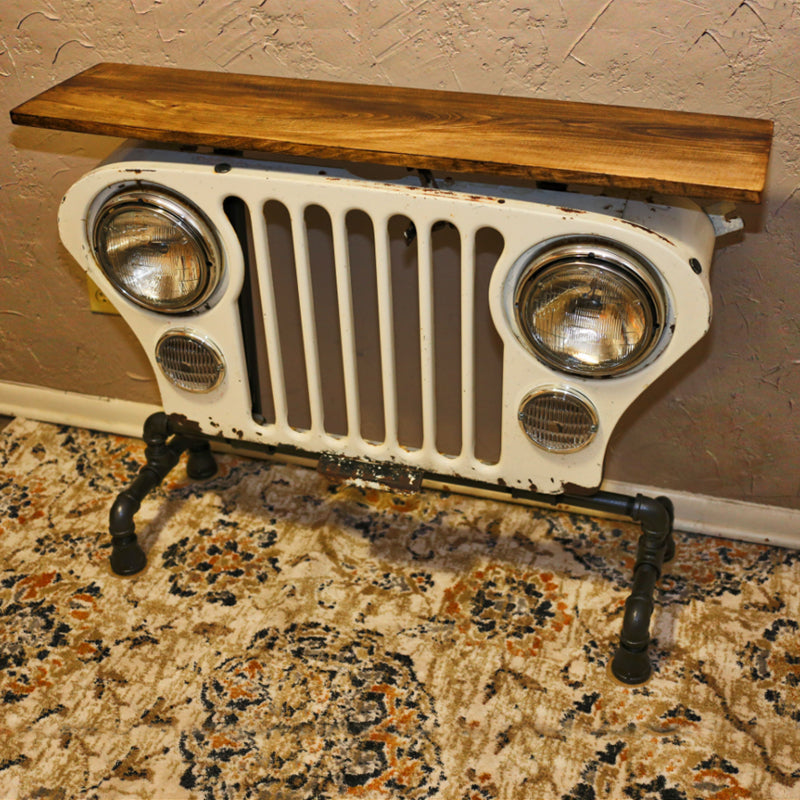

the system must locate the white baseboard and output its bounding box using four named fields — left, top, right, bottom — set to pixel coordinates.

left=2, top=380, right=798, bottom=549
left=601, top=479, right=800, bottom=550
left=0, top=380, right=160, bottom=439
